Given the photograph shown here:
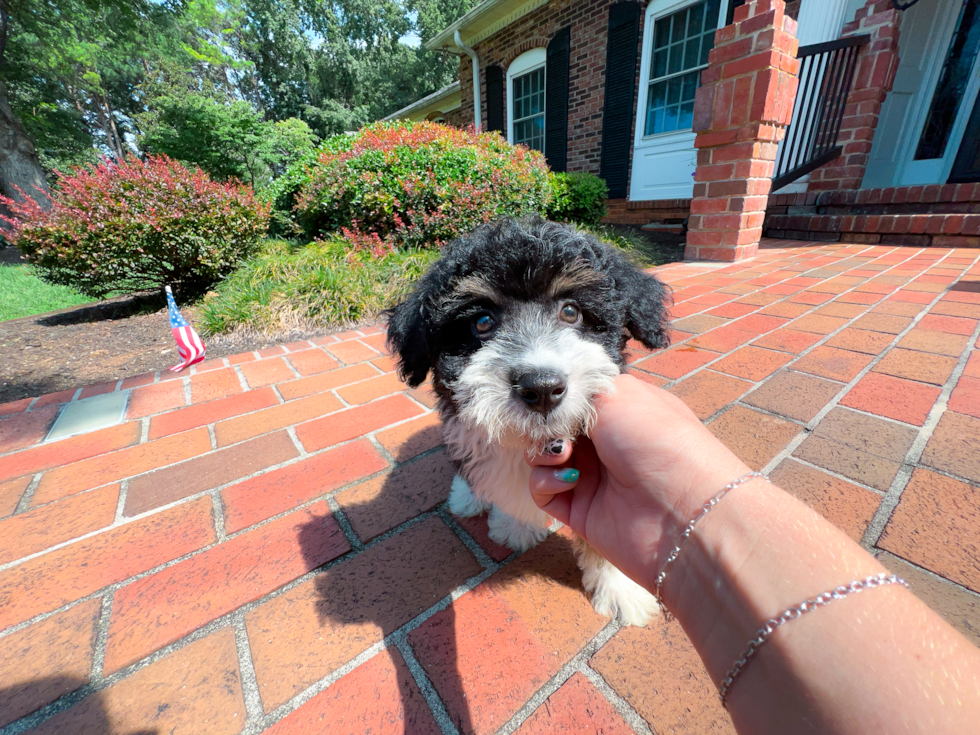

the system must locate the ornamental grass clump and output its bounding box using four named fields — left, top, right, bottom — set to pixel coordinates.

left=198, top=237, right=439, bottom=336
left=292, top=121, right=552, bottom=252
left=0, top=155, right=269, bottom=298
